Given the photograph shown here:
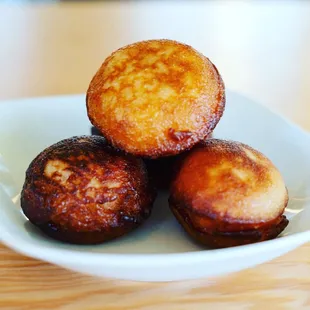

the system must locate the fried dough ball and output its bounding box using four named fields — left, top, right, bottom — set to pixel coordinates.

left=169, top=139, right=289, bottom=248
left=87, top=39, right=225, bottom=158
left=21, top=136, right=155, bottom=244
